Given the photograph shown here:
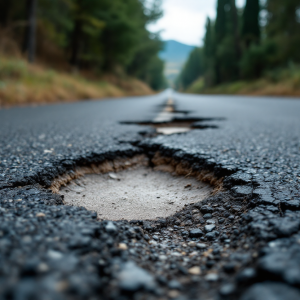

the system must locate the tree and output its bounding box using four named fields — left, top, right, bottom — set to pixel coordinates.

left=0, top=0, right=166, bottom=89
left=203, top=18, right=216, bottom=86
left=214, top=0, right=240, bottom=83
left=266, top=0, right=300, bottom=63
left=177, top=48, right=204, bottom=90
left=242, top=0, right=260, bottom=47
left=144, top=56, right=166, bottom=90
left=68, top=0, right=106, bottom=68
left=0, top=1, right=14, bottom=27
left=240, top=40, right=278, bottom=79
left=215, top=0, right=229, bottom=44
